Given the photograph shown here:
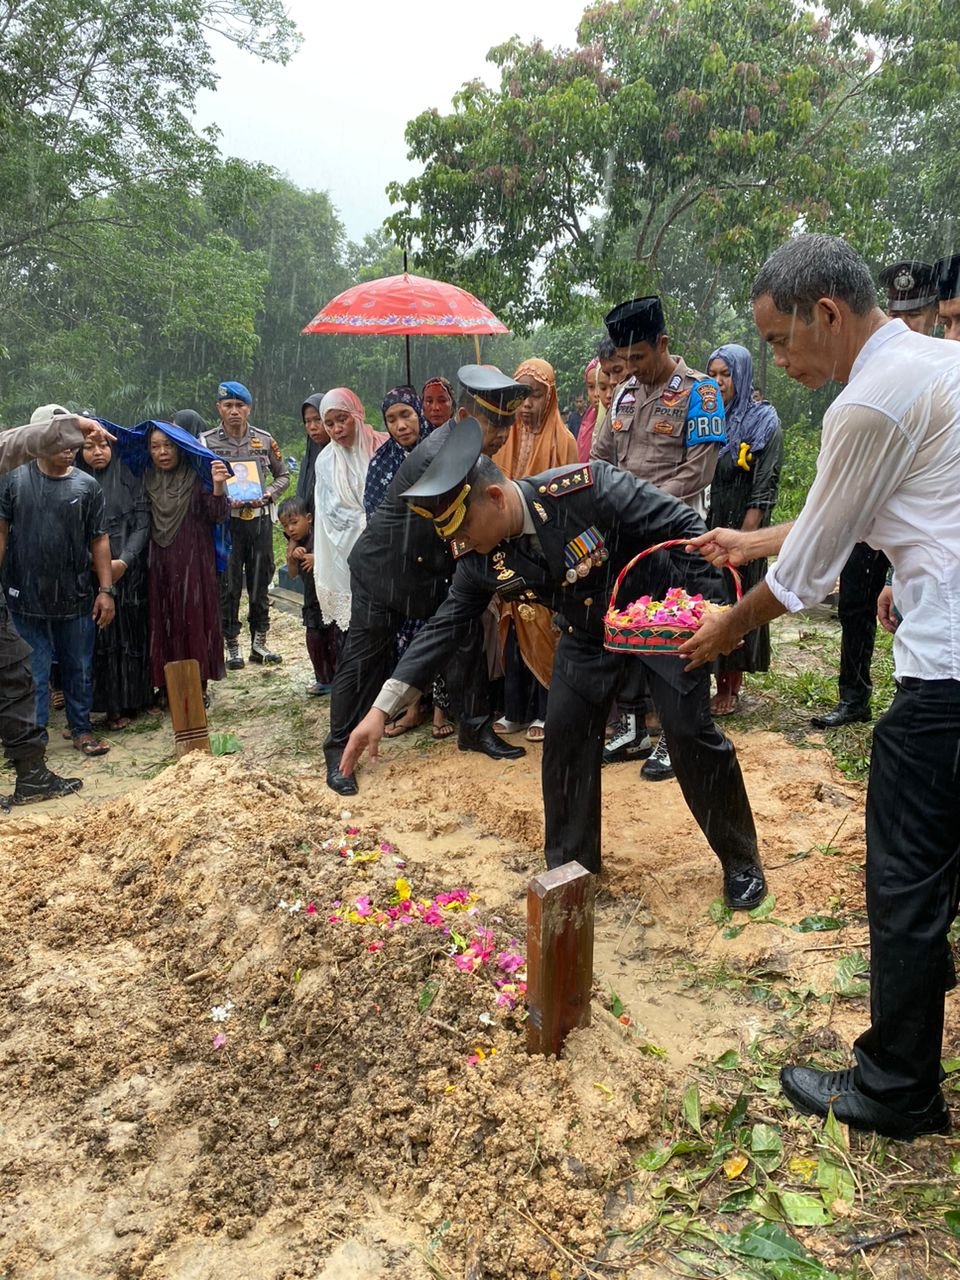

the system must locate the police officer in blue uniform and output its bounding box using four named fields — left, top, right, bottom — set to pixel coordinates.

left=340, top=422, right=766, bottom=909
